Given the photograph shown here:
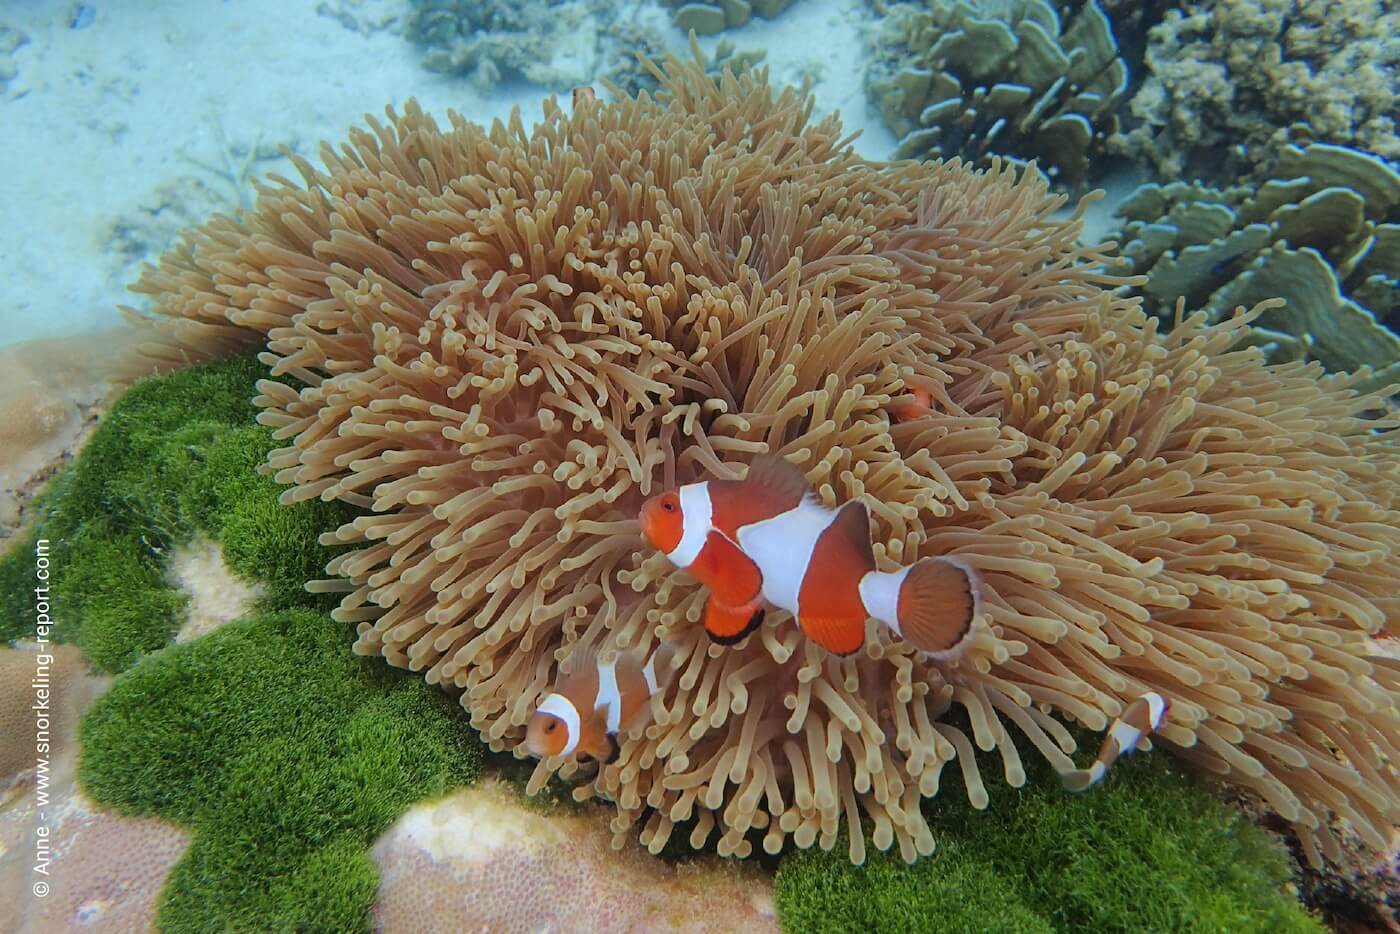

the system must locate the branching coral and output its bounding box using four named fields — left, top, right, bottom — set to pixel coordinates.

left=127, top=53, right=1400, bottom=867
left=1113, top=0, right=1400, bottom=183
